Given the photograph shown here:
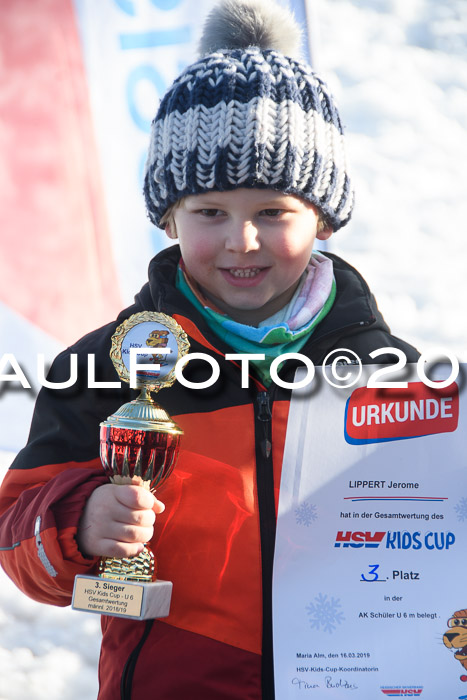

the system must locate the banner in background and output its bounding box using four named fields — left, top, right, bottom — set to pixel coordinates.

left=0, top=0, right=310, bottom=451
